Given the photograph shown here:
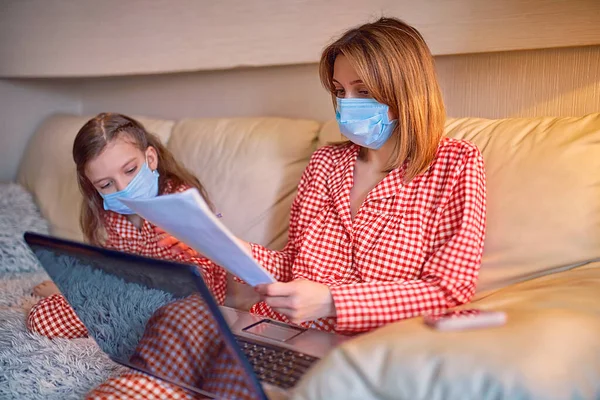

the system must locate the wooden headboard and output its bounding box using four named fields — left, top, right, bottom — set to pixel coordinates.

left=436, top=46, right=600, bottom=118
